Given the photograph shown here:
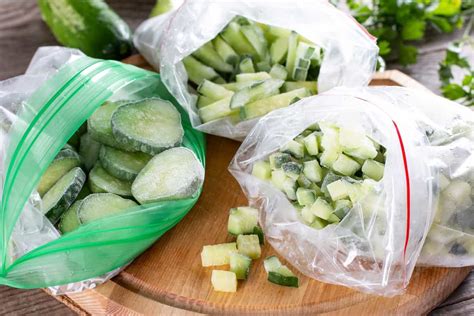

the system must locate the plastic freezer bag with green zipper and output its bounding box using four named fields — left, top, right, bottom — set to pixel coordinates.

left=133, top=0, right=378, bottom=140
left=0, top=47, right=205, bottom=293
